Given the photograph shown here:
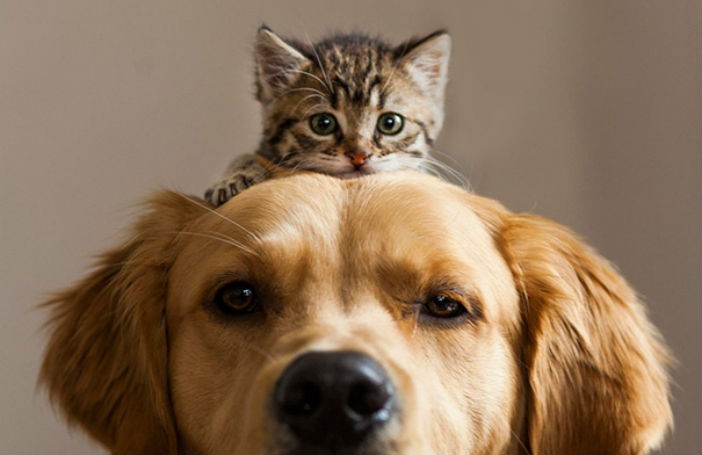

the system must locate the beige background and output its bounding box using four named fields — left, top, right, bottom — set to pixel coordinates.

left=1, top=1, right=699, bottom=453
